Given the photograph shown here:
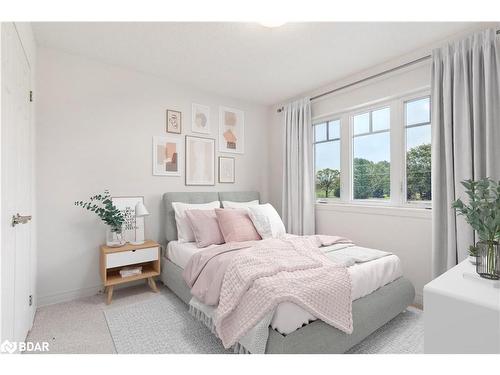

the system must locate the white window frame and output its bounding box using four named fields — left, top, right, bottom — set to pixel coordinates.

left=313, top=88, right=431, bottom=209
left=313, top=119, right=342, bottom=202
left=350, top=104, right=392, bottom=204
left=402, top=93, right=432, bottom=208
